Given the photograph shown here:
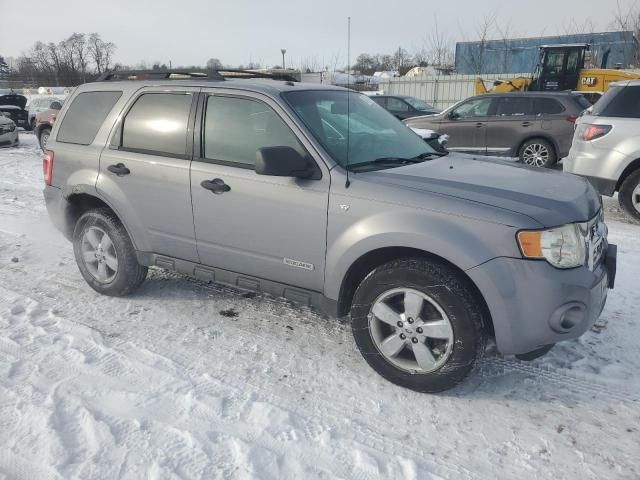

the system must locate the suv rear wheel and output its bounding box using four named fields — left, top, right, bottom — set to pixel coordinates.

left=73, top=208, right=148, bottom=296
left=519, top=138, right=557, bottom=168
left=619, top=169, right=640, bottom=222
left=39, top=127, right=51, bottom=150
left=350, top=258, right=487, bottom=393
